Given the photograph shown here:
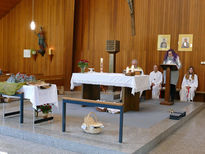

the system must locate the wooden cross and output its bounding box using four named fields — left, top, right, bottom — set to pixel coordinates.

left=127, top=0, right=136, bottom=36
